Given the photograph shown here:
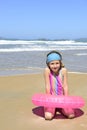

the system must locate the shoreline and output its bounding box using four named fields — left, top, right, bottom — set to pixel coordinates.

left=0, top=66, right=87, bottom=77
left=0, top=69, right=87, bottom=77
